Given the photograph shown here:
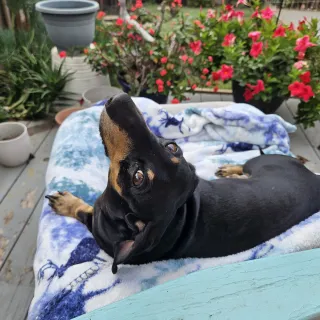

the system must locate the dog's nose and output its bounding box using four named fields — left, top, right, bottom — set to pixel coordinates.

left=105, top=92, right=130, bottom=113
